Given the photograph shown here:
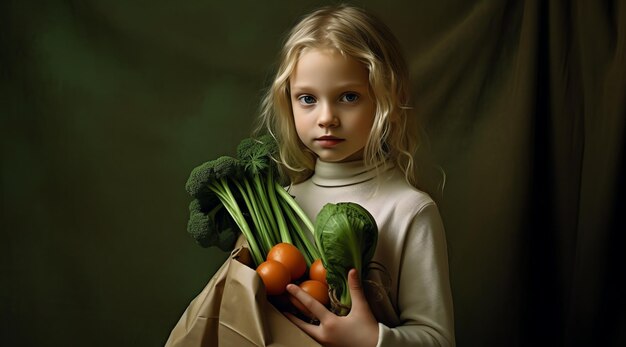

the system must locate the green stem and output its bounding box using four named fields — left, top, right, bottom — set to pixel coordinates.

left=279, top=197, right=319, bottom=265
left=340, top=281, right=352, bottom=316
left=253, top=174, right=279, bottom=242
left=244, top=178, right=276, bottom=247
left=291, top=233, right=310, bottom=267
left=267, top=171, right=291, bottom=243
left=208, top=179, right=263, bottom=266
left=275, top=184, right=315, bottom=233
left=232, top=180, right=272, bottom=256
